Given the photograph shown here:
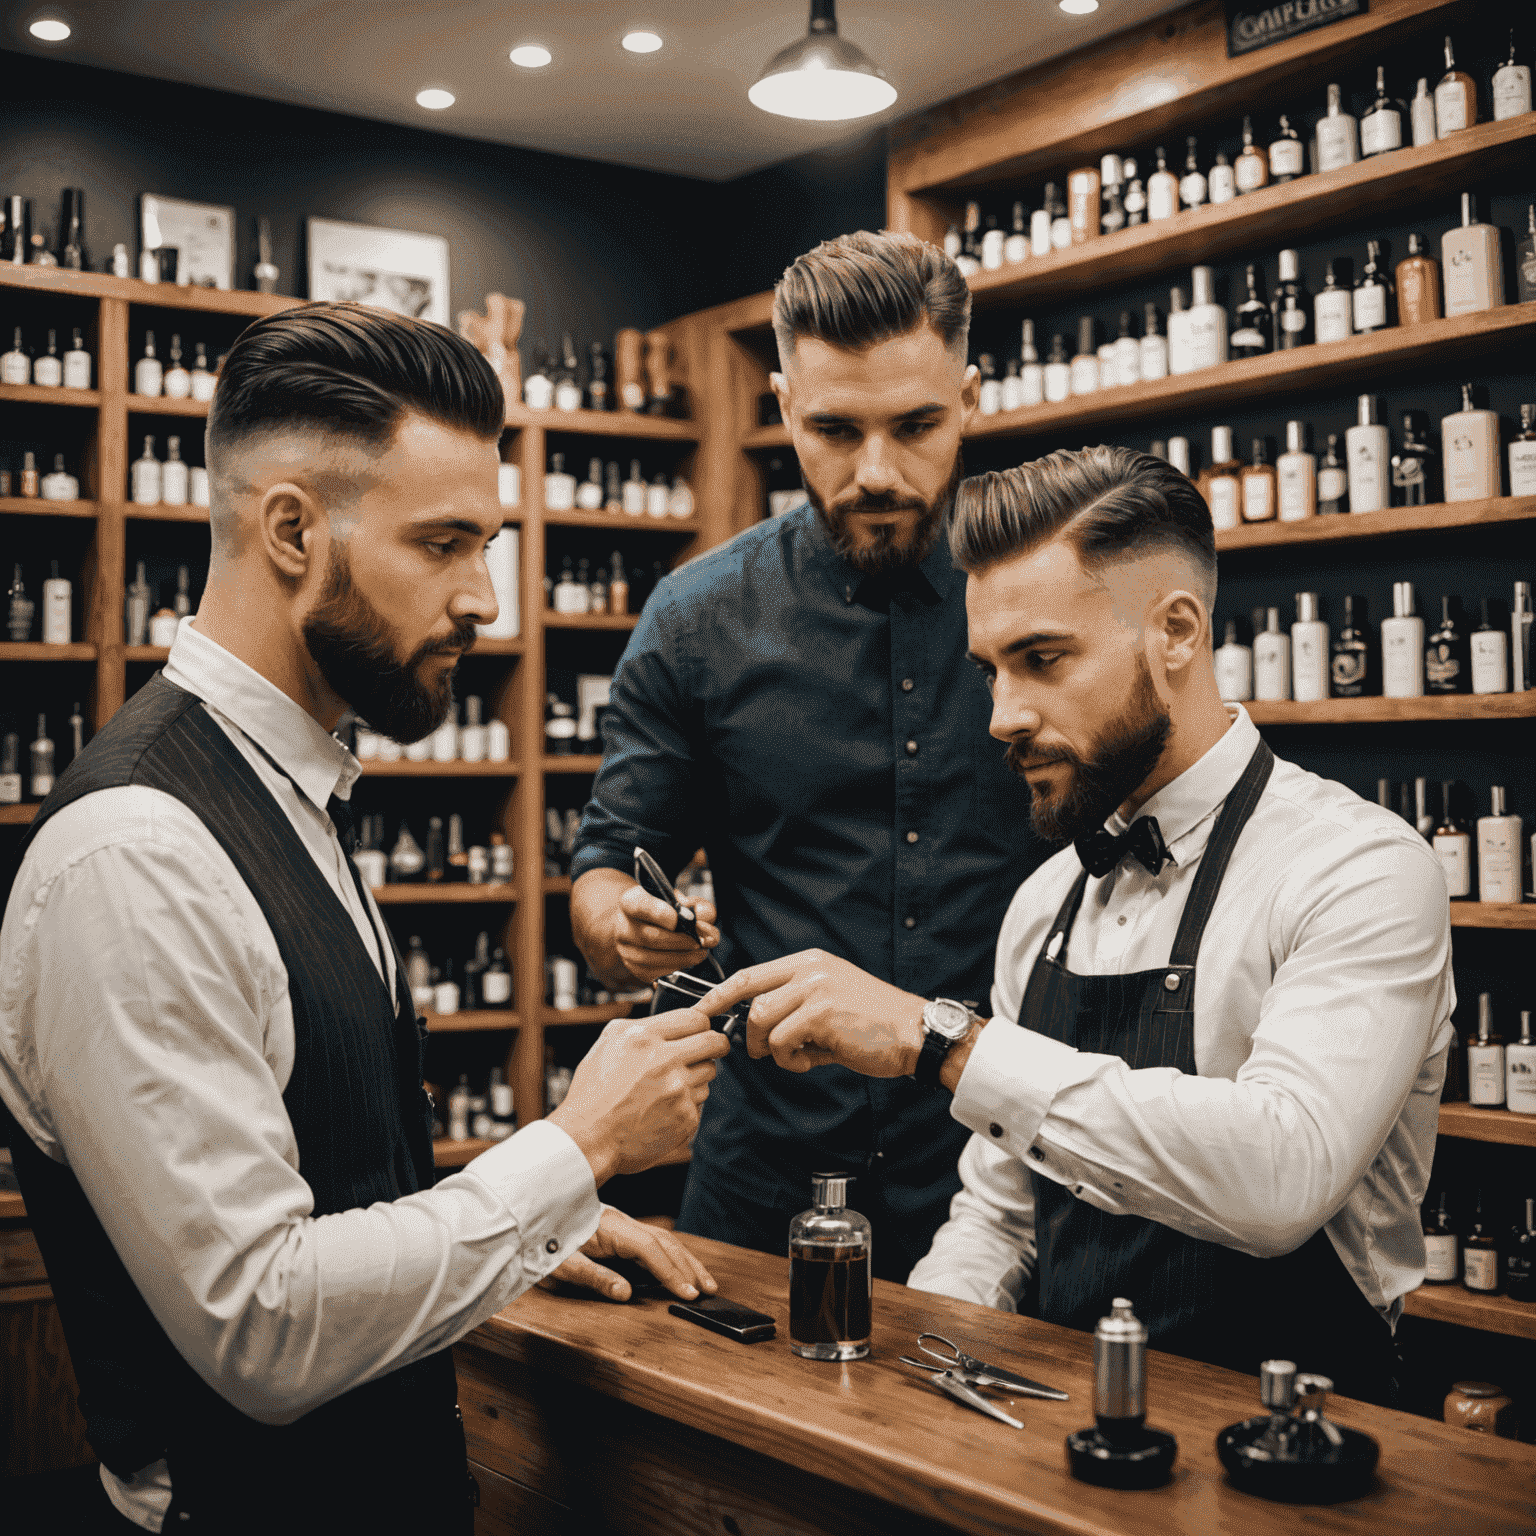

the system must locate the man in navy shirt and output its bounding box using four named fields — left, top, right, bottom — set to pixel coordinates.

left=571, top=231, right=1045, bottom=1278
